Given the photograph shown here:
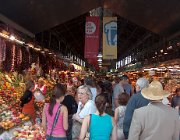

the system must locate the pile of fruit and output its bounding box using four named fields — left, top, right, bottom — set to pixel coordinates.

left=0, top=111, right=30, bottom=130
left=12, top=124, right=45, bottom=140
left=0, top=89, right=30, bottom=131
left=0, top=71, right=55, bottom=138
left=0, top=92, right=21, bottom=113
left=0, top=72, right=25, bottom=99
